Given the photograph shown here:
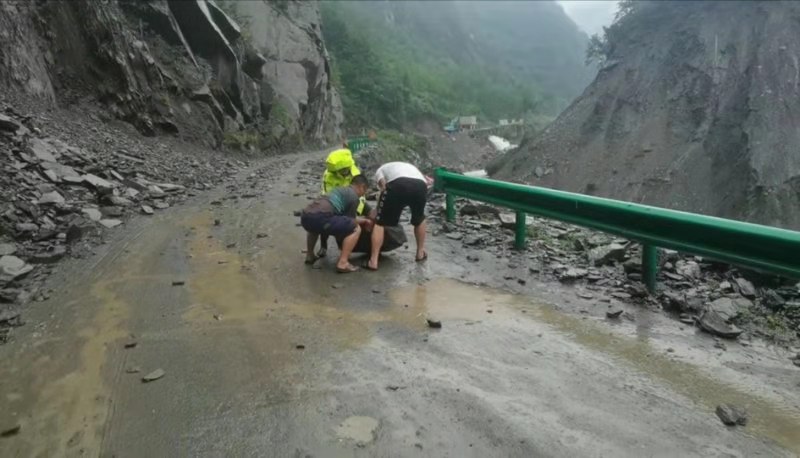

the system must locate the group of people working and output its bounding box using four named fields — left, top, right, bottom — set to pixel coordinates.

left=300, top=145, right=429, bottom=273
